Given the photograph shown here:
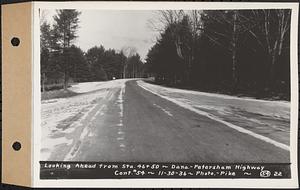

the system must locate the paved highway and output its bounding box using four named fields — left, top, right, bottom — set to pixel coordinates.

left=42, top=80, right=289, bottom=163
